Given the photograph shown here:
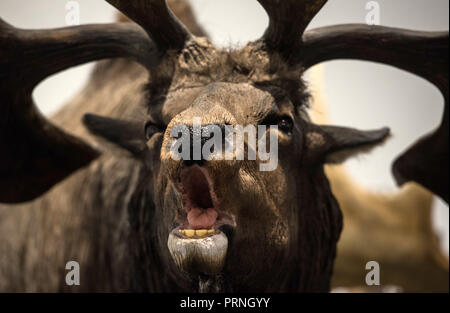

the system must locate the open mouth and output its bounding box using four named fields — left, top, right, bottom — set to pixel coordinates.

left=167, top=165, right=235, bottom=275
left=173, top=165, right=234, bottom=238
